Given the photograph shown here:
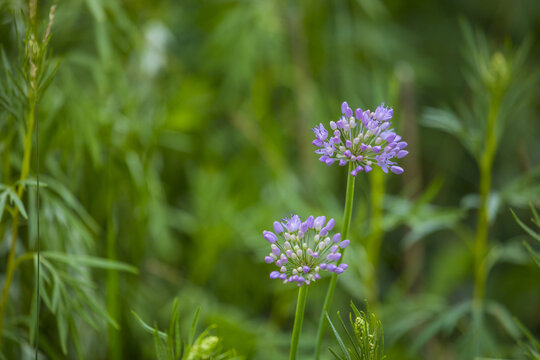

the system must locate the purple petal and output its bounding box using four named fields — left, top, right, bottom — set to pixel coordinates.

left=264, top=256, right=274, bottom=264
left=332, top=233, right=341, bottom=243
left=325, top=218, right=335, bottom=231
left=273, top=221, right=284, bottom=234
left=270, top=271, right=280, bottom=279
left=355, top=108, right=363, bottom=119
left=345, top=107, right=353, bottom=118
left=305, top=215, right=314, bottom=228
left=339, top=240, right=350, bottom=248
left=319, top=263, right=327, bottom=270
left=364, top=165, right=372, bottom=173
left=338, top=263, right=348, bottom=270
left=314, top=216, right=326, bottom=230
left=397, top=150, right=408, bottom=158
left=390, top=166, right=404, bottom=174
left=263, top=231, right=277, bottom=243
left=302, top=266, right=310, bottom=274
left=328, top=264, right=337, bottom=272
left=397, top=141, right=408, bottom=149
left=339, top=159, right=347, bottom=166
left=341, top=101, right=349, bottom=114
left=385, top=133, right=396, bottom=143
